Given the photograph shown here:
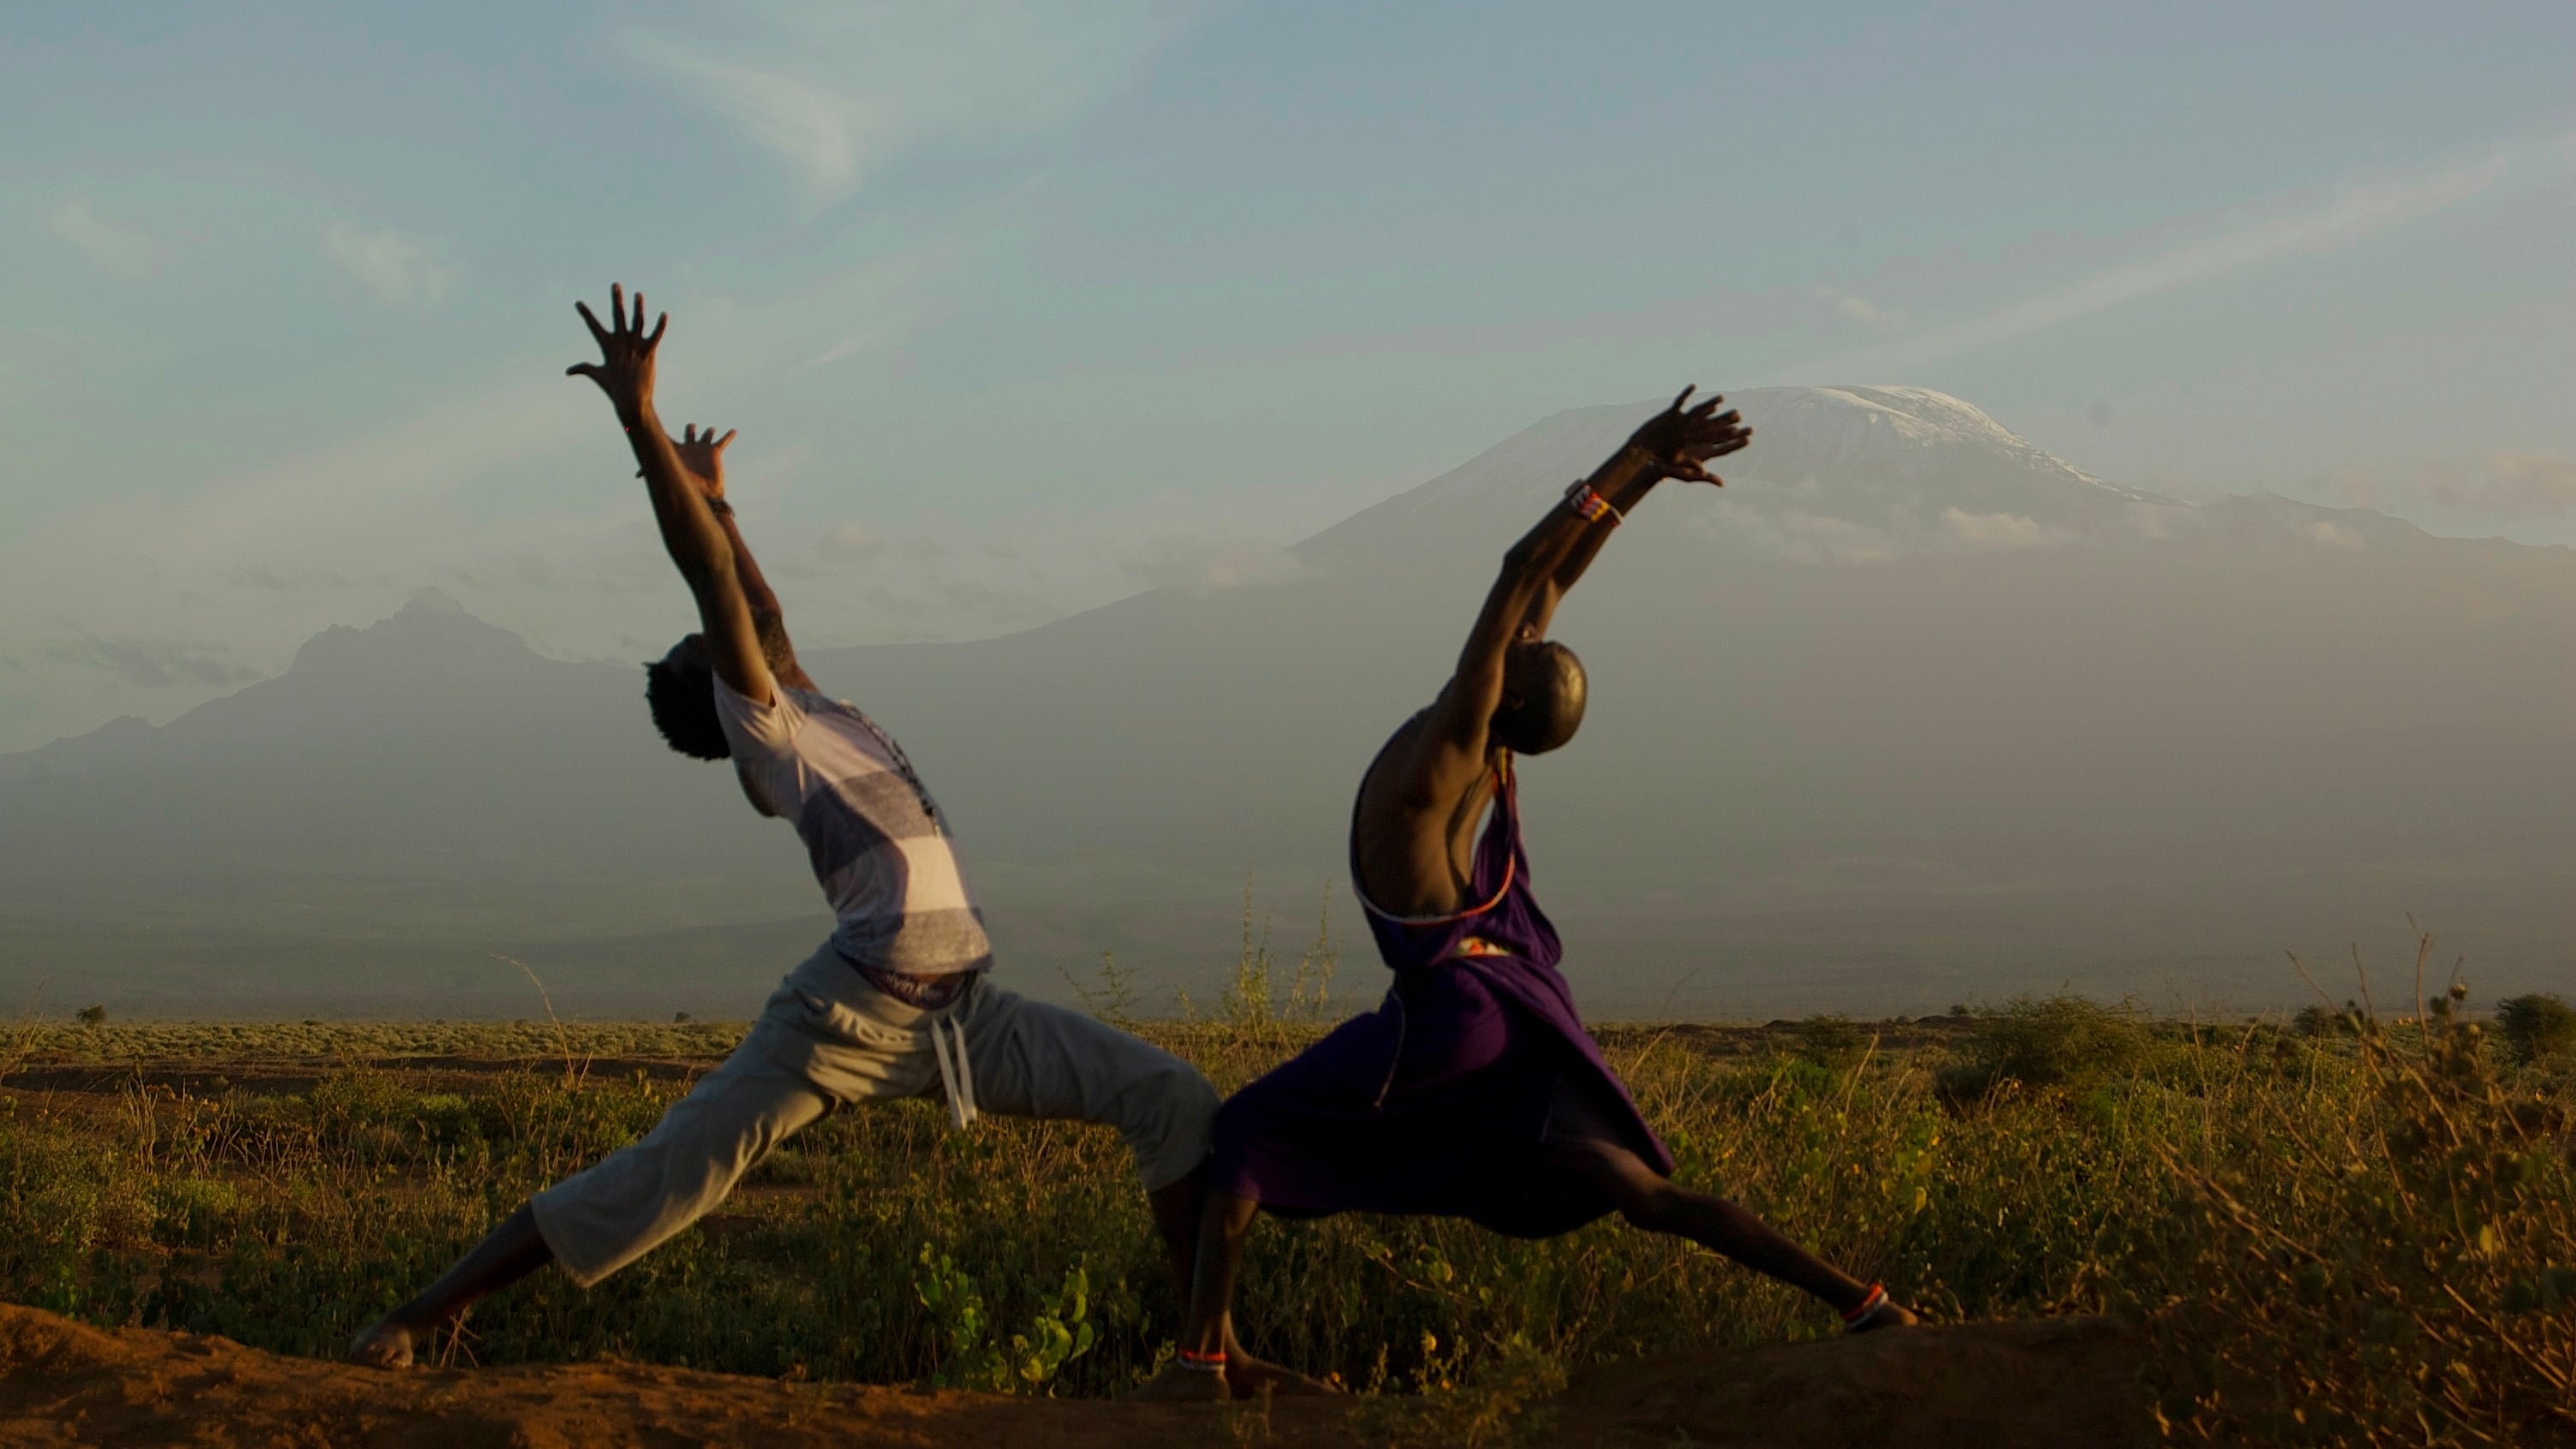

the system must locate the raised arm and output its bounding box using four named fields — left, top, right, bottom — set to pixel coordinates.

left=1411, top=480, right=1614, bottom=772
left=568, top=285, right=774, bottom=706
left=1519, top=387, right=1749, bottom=637
left=1404, top=388, right=1751, bottom=790
left=669, top=423, right=817, bottom=692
